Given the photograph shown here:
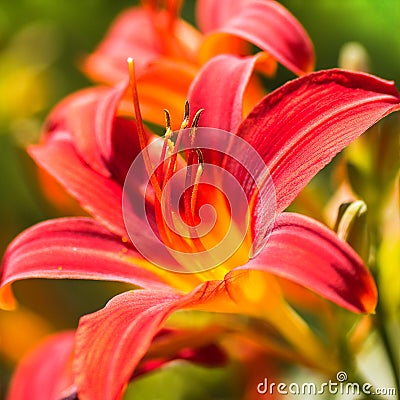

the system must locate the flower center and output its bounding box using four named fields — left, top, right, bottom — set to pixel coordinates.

left=127, top=58, right=252, bottom=279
